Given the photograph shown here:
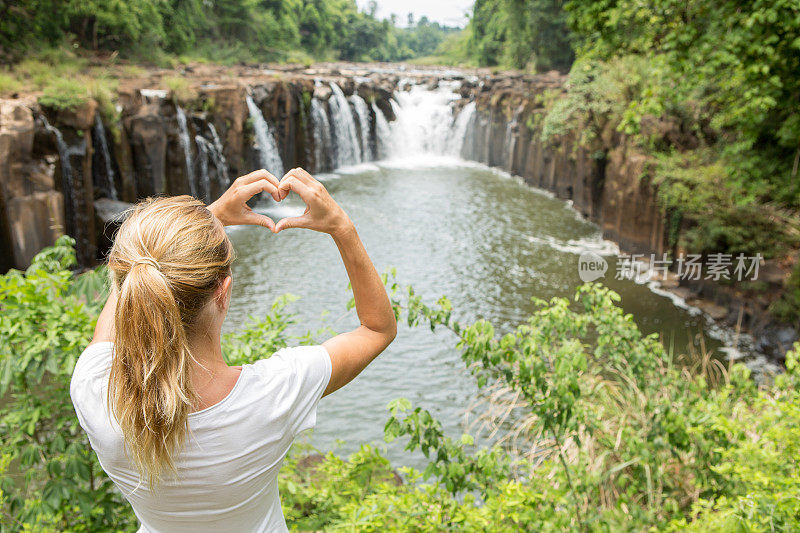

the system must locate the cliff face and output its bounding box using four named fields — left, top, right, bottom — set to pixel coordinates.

left=0, top=69, right=399, bottom=270
left=458, top=73, right=795, bottom=357
left=460, top=73, right=667, bottom=256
